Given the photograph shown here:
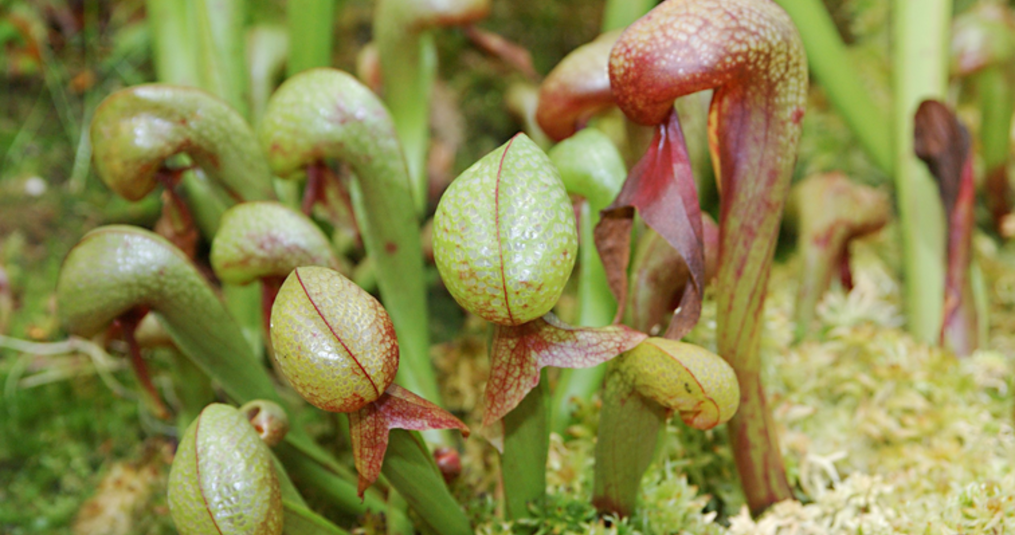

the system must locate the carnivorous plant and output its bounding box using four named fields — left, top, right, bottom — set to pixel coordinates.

left=258, top=68, right=442, bottom=411
left=605, top=0, right=807, bottom=514
left=432, top=133, right=646, bottom=519
left=270, top=266, right=472, bottom=533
